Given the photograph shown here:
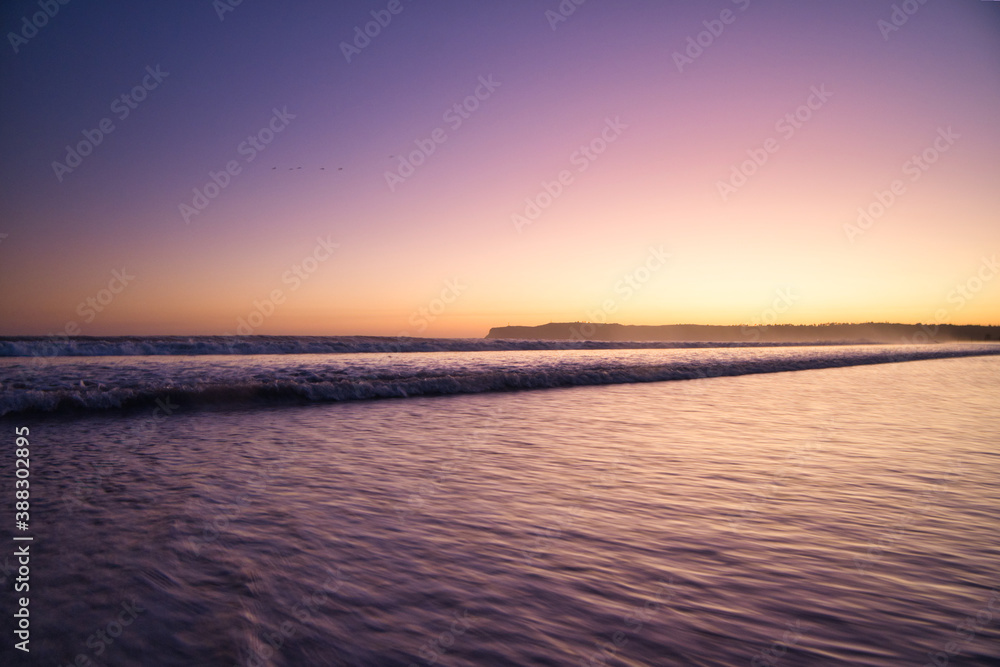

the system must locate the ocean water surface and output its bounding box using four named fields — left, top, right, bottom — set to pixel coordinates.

left=1, top=341, right=998, bottom=665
